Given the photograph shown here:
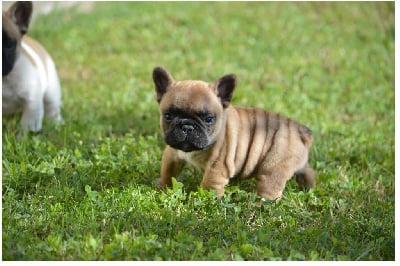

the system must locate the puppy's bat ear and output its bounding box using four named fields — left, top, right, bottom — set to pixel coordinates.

left=153, top=66, right=174, bottom=103
left=215, top=74, right=236, bottom=108
left=7, top=1, right=33, bottom=35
